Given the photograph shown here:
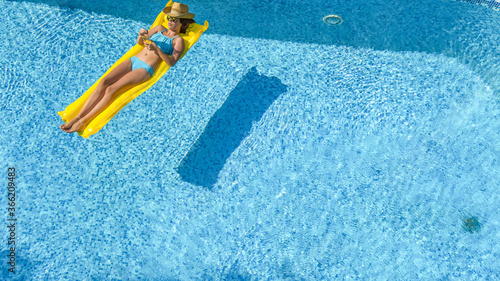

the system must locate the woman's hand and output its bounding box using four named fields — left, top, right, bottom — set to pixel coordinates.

left=145, top=40, right=159, bottom=53
left=139, top=28, right=149, bottom=37
left=137, top=28, right=152, bottom=46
